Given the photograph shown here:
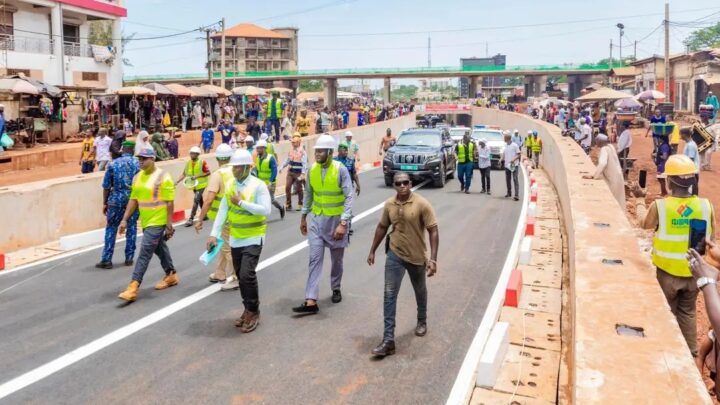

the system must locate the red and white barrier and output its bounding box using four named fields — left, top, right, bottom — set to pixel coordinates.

left=475, top=321, right=510, bottom=388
